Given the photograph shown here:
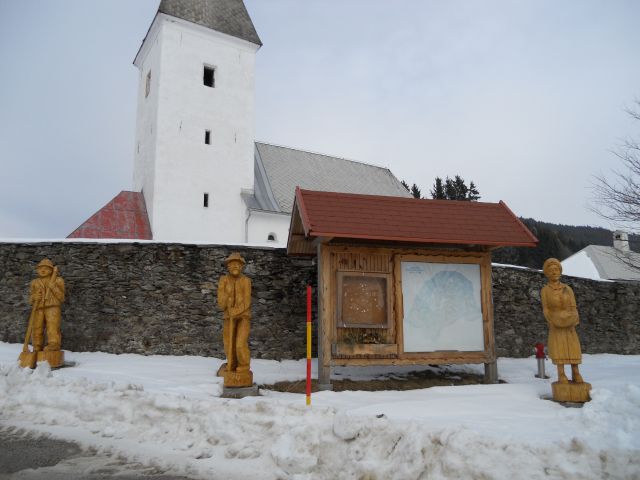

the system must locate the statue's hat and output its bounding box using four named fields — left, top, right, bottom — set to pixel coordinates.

left=36, top=259, right=54, bottom=269
left=224, top=252, right=246, bottom=265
